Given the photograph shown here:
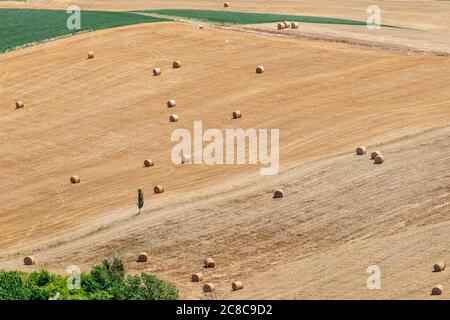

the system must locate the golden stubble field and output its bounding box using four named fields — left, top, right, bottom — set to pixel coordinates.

left=1, top=0, right=450, bottom=299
